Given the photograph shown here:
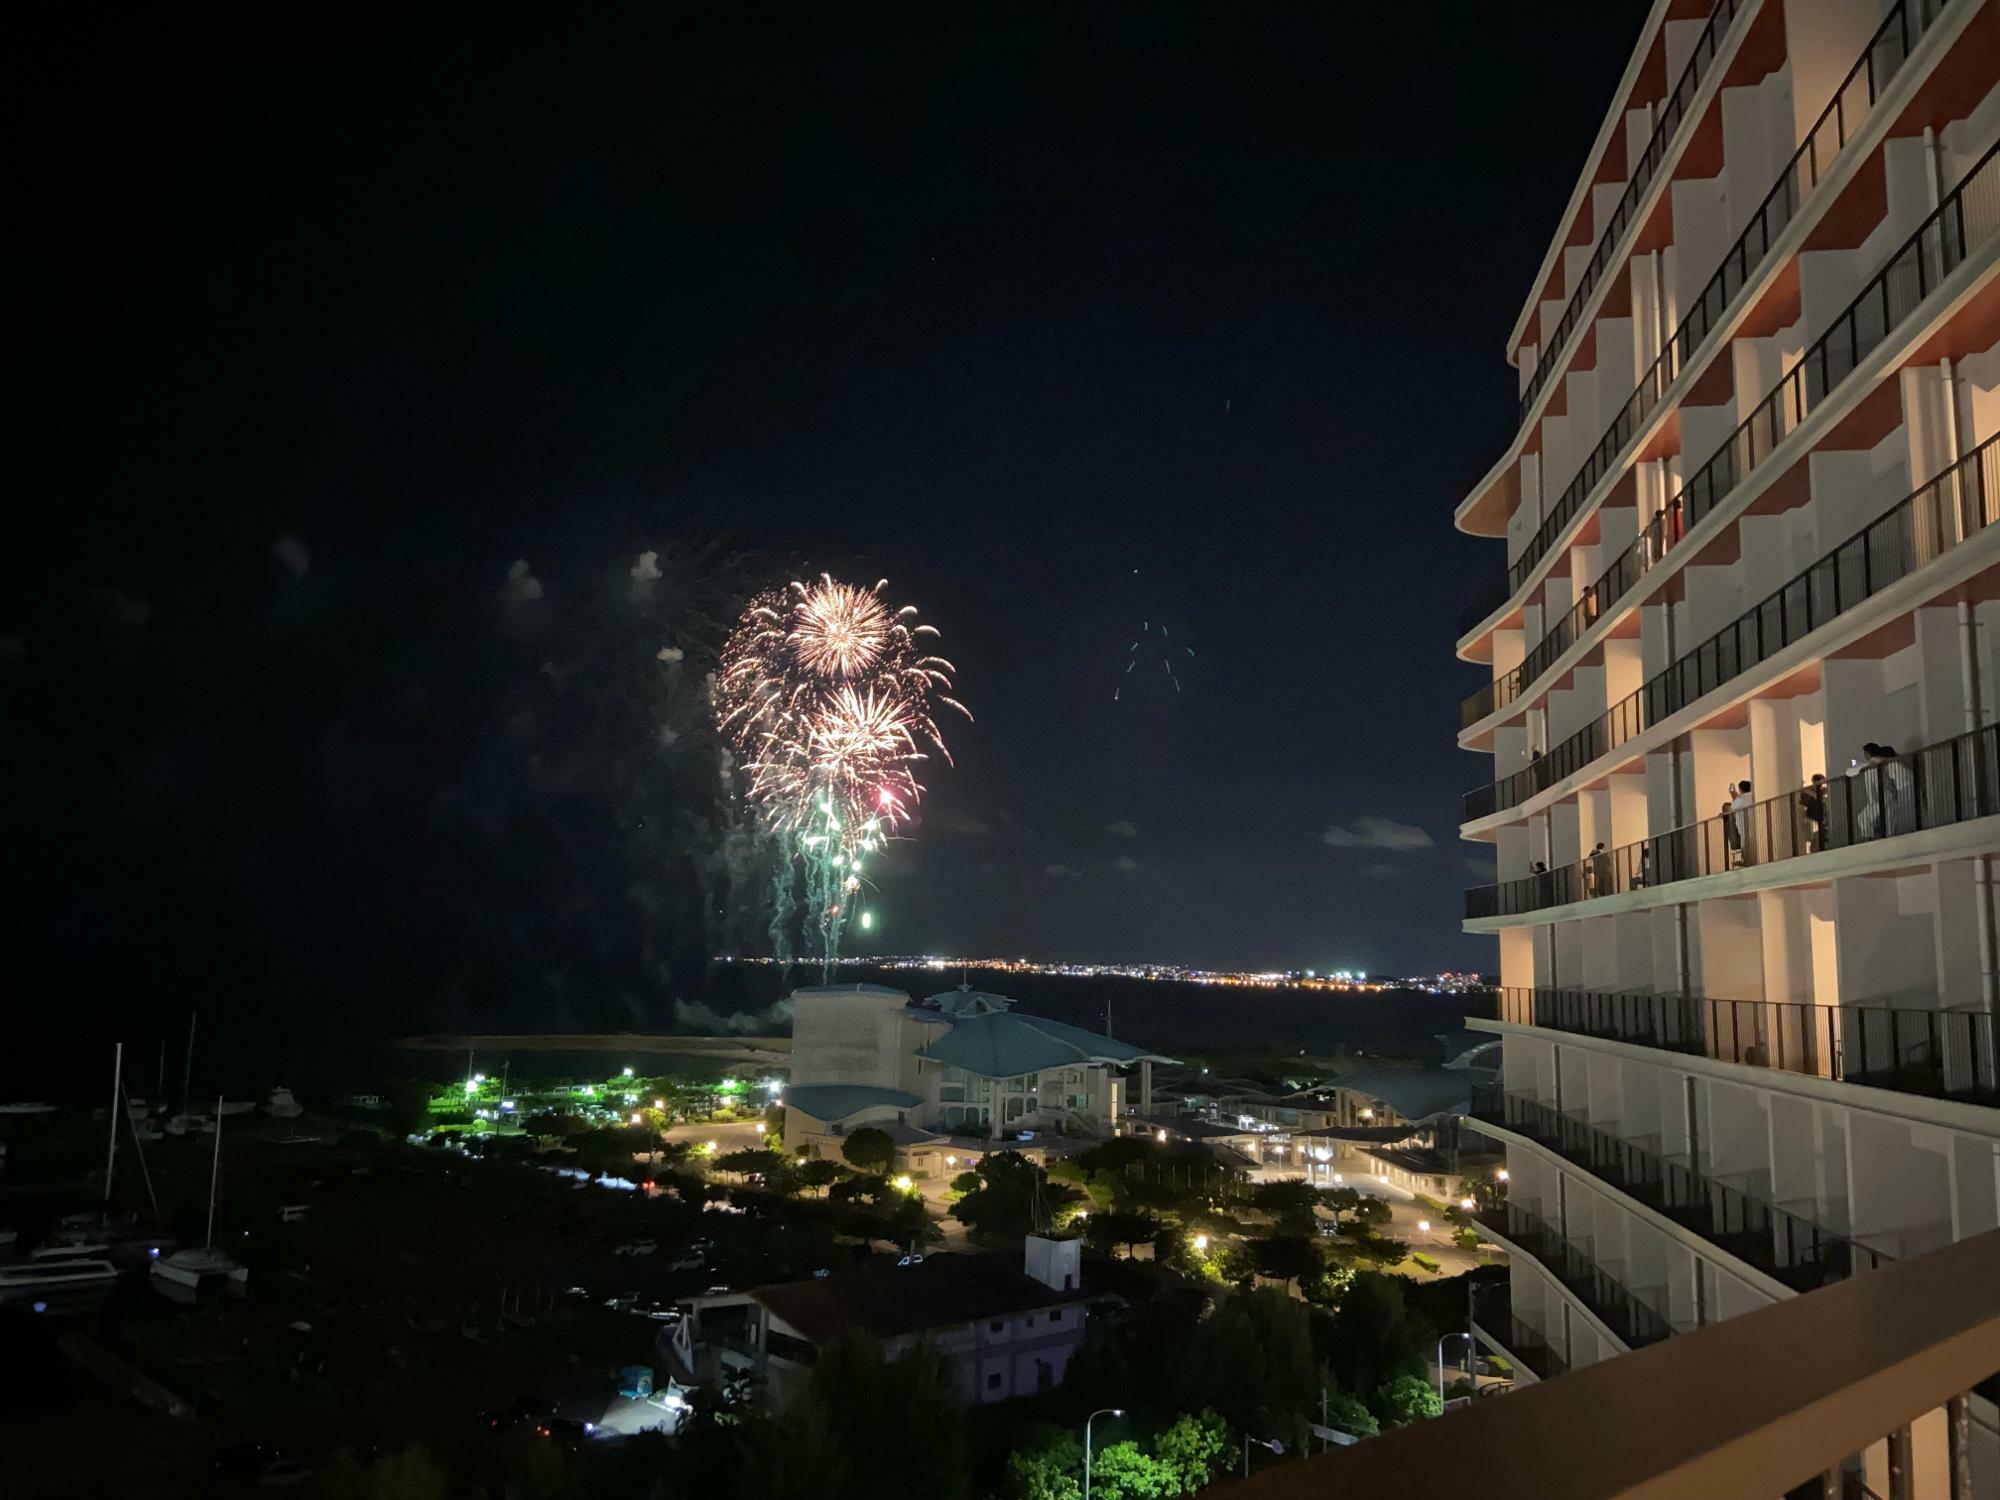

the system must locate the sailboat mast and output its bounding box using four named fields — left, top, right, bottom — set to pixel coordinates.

left=104, top=1041, right=123, bottom=1211
left=181, top=1012, right=198, bottom=1116
left=205, top=1094, right=223, bottom=1249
